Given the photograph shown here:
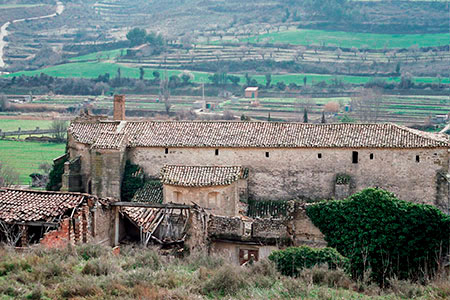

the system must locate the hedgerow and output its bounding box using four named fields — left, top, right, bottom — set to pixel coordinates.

left=268, top=246, right=349, bottom=277
left=306, top=188, right=450, bottom=285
